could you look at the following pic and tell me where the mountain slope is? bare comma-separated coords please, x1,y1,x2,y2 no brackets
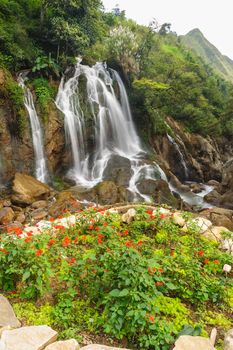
181,28,233,83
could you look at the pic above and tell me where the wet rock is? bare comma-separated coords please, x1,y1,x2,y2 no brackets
103,155,133,186
200,208,233,231
204,190,221,206
31,209,48,221
45,339,79,350
48,191,80,217
207,179,220,189
31,200,48,209
0,326,57,350
224,329,233,350
137,179,178,206
0,295,21,328
2,200,11,207
0,207,14,224
190,183,202,193
95,181,118,205
173,335,215,350
12,173,50,206
15,213,25,224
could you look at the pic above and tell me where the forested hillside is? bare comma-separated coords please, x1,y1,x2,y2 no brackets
0,0,233,140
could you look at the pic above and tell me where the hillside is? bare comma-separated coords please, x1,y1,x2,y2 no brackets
181,28,233,83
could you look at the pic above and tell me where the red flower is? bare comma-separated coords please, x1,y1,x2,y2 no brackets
54,225,65,230
203,258,209,265
49,217,55,222
35,249,43,257
137,240,143,246
121,229,129,236
198,250,204,257
89,224,94,230
26,231,33,237
69,257,76,266
95,226,100,232
155,281,164,287
48,239,56,246
125,240,134,248
24,237,32,243
97,234,104,244
62,236,71,247
160,214,165,219
158,268,164,273
213,260,220,264
147,314,155,322
103,222,108,227
146,209,153,215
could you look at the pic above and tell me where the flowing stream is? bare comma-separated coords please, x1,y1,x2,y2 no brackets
18,74,49,183
167,134,189,179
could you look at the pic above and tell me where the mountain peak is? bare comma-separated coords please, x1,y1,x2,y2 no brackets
181,29,233,82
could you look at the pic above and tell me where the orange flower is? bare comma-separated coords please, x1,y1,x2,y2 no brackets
62,236,71,247
137,240,143,246
24,237,32,243
48,239,56,246
203,258,209,265
49,217,55,222
198,250,204,256
147,314,155,322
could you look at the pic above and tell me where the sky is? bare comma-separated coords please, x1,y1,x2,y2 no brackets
102,0,233,59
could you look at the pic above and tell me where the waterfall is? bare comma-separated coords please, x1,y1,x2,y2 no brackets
167,134,189,179
18,74,49,183
55,61,144,190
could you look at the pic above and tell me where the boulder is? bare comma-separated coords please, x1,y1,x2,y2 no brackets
204,190,221,206
15,213,26,224
203,226,230,242
45,339,79,350
31,200,48,209
0,208,14,224
201,208,233,231
0,295,21,328
31,209,48,221
0,326,57,350
95,181,118,205
183,217,212,234
224,329,233,350
172,212,186,227
173,335,215,350
48,192,80,217
102,155,132,186
122,208,136,223
12,173,50,206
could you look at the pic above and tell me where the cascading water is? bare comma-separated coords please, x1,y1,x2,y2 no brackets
167,134,189,179
55,61,153,198
55,60,212,206
18,74,49,183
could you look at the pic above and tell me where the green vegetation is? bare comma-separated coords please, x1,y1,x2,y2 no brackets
0,1,233,138
32,78,55,119
1,207,232,349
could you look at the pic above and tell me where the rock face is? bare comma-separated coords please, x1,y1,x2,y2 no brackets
0,295,21,328
45,339,79,350
11,173,50,205
0,326,57,350
173,335,215,350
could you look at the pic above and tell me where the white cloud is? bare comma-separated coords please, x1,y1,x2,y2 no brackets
102,0,233,59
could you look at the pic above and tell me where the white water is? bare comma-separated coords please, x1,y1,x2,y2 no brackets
56,61,146,195
18,74,49,183
55,60,213,207
167,134,189,179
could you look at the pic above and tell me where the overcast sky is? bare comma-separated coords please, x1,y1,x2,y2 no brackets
102,0,233,59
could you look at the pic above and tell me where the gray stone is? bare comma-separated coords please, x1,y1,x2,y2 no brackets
0,295,21,328
224,329,233,350
1,325,57,350
45,339,79,350
32,200,48,209
173,335,215,350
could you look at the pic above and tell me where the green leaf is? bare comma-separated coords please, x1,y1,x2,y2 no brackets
109,289,120,297
22,270,30,282
119,289,129,297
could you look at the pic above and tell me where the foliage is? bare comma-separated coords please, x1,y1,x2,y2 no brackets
32,77,55,117
1,206,232,349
